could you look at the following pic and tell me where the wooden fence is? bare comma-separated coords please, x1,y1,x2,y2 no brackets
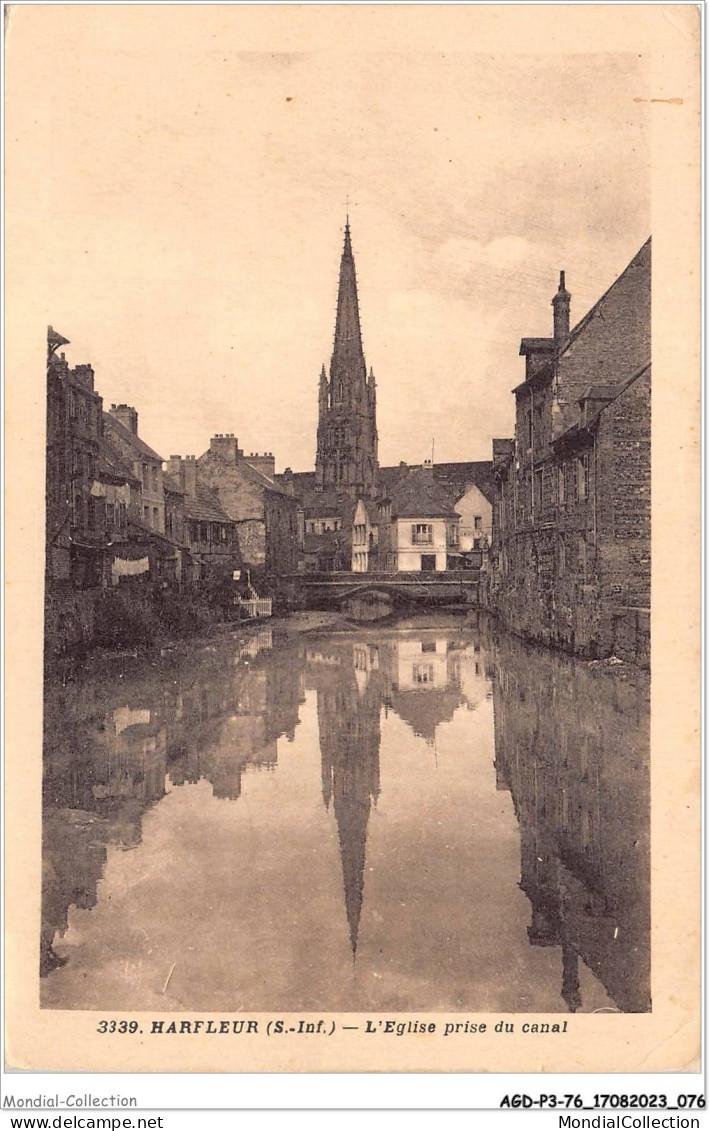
238,597,273,618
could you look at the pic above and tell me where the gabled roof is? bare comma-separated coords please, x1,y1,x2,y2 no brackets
240,460,295,498
104,412,164,463
429,461,495,505
354,497,378,525
204,451,296,500
559,237,651,358
390,468,460,519
277,460,495,507
390,688,461,745
514,238,652,392
553,361,651,447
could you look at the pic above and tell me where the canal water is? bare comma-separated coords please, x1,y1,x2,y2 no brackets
41,617,650,1014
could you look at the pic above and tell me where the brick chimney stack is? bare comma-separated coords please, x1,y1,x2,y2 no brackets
209,433,241,463
167,454,198,497
182,455,198,498
552,271,571,347
244,451,276,479
110,403,139,434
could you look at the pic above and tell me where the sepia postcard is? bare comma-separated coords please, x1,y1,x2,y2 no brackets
4,3,701,1076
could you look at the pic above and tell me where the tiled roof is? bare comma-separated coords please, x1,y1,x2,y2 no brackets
104,412,164,463
390,468,460,519
519,337,555,356
514,239,651,392
184,485,232,523
233,458,295,499
280,471,316,494
553,361,651,446
559,238,651,358
301,491,354,518
127,517,182,549
278,461,495,505
429,461,495,504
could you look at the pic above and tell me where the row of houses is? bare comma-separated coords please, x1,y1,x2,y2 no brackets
485,238,651,664
45,333,299,595
46,226,651,666
281,462,494,575
46,328,495,593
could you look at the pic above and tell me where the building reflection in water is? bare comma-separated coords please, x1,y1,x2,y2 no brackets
41,620,649,1014
41,628,305,976
490,629,650,1013
305,630,492,958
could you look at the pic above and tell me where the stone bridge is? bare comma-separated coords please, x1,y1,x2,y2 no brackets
281,571,480,615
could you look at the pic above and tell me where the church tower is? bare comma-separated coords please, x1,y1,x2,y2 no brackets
315,220,378,496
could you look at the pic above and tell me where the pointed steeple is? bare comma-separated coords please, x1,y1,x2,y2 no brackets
331,220,366,385
318,363,329,409
314,217,379,498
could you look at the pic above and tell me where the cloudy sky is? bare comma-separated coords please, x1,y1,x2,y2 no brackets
9,7,650,471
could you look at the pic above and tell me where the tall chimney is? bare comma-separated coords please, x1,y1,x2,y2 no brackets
182,455,198,498
244,451,276,479
166,455,183,484
209,434,240,463
552,271,571,347
110,403,139,434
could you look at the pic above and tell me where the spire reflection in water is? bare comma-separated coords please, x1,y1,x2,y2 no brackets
40,620,649,1014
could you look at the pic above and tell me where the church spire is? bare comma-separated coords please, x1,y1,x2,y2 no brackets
314,218,379,498
331,219,366,384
